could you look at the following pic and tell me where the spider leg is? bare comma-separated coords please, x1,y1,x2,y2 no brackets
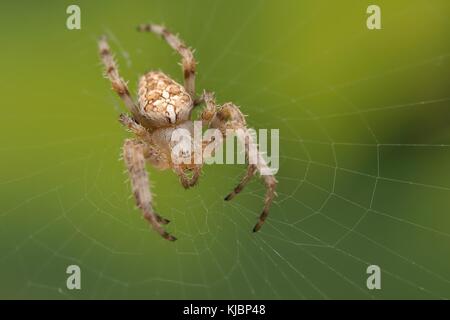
224,164,257,201
137,24,197,99
119,113,170,169
214,100,257,200
153,212,170,225
98,36,140,116
123,139,175,240
119,113,152,142
201,91,217,127
206,102,278,232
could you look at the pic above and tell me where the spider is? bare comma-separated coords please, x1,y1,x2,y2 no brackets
98,24,277,241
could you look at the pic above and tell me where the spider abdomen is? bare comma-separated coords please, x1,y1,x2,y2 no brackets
138,71,193,126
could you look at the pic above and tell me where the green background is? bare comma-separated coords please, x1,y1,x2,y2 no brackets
1,0,449,299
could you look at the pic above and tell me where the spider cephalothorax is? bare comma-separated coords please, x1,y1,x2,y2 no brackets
98,24,277,241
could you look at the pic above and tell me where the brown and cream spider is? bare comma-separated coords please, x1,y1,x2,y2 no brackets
98,24,277,241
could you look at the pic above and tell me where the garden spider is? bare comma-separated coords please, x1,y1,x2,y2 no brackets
98,24,277,241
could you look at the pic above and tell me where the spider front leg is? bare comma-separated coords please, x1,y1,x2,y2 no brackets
123,139,175,241
205,101,278,232
98,36,140,116
119,113,152,143
201,91,217,126
119,114,170,170
137,24,197,100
